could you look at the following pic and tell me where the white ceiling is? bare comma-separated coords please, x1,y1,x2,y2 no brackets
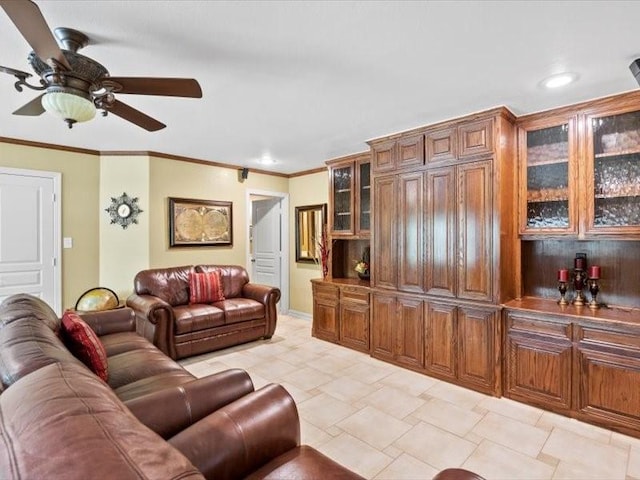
1,1,640,175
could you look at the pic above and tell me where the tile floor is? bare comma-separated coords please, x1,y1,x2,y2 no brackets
180,314,640,480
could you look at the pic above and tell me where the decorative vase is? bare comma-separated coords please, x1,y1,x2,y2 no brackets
357,271,370,280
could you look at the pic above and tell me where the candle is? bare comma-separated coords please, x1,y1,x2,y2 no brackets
575,257,586,270
588,265,600,279
558,269,569,282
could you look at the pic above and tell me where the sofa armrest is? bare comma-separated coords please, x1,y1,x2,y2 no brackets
433,469,486,480
124,369,254,439
242,283,281,337
169,383,300,480
77,307,135,336
126,294,171,323
126,293,177,358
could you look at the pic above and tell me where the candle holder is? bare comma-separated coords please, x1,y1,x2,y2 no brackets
573,269,587,306
588,279,600,309
558,281,569,305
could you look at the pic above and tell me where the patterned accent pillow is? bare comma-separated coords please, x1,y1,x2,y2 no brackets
61,310,109,382
190,270,225,304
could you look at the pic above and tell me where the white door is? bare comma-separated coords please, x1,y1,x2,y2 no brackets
0,169,60,313
251,198,282,290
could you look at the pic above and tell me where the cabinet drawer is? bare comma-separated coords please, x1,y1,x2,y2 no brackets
426,127,457,163
341,287,369,304
506,312,571,340
312,283,339,300
459,119,493,157
577,325,640,352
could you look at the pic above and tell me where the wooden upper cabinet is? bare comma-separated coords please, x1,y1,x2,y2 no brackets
459,119,493,158
398,172,424,293
518,116,578,236
372,175,397,289
426,127,457,164
584,105,640,236
457,160,493,302
371,135,424,173
425,167,456,297
327,153,371,237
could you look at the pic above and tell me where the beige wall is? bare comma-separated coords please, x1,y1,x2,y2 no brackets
148,156,288,269
288,171,328,315
0,142,100,309
99,155,150,300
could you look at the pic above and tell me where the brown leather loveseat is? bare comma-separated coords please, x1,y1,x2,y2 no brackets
0,294,362,479
127,264,280,359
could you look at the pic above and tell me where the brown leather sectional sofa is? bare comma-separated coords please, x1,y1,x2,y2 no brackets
0,294,361,479
127,264,280,360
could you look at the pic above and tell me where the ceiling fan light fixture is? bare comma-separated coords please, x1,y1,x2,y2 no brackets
41,90,96,128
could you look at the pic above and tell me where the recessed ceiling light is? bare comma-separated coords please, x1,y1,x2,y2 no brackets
542,73,577,89
259,154,275,165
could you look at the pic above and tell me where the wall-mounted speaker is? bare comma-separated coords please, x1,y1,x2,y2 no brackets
630,59,640,86
241,168,249,179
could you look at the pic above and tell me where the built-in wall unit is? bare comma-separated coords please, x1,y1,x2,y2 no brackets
311,89,640,439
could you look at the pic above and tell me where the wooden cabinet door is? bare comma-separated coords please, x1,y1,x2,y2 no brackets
397,134,425,170
395,296,424,368
356,160,371,235
329,163,355,236
340,301,370,353
372,175,397,289
424,301,457,380
457,160,493,302
457,306,499,394
504,313,573,410
371,293,395,360
425,167,456,297
426,127,457,164
398,172,424,293
372,140,397,173
459,119,493,158
576,325,640,433
312,295,340,343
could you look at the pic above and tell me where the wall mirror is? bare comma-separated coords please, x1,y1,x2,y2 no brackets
295,203,326,263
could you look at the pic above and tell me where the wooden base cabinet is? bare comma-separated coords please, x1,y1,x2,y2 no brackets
339,287,370,353
311,281,340,343
371,293,424,369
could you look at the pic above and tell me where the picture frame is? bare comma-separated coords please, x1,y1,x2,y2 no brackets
295,203,326,263
169,197,233,247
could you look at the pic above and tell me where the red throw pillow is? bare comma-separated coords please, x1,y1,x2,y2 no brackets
61,311,108,382
190,271,225,304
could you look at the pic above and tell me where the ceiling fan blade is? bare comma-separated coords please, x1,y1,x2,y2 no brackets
106,99,166,132
0,65,32,79
13,93,45,116
104,77,202,98
0,0,71,70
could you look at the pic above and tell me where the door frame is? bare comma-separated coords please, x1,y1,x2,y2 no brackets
0,166,62,314
246,189,289,314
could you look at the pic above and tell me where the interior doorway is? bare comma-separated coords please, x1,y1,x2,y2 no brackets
0,167,61,314
246,190,289,313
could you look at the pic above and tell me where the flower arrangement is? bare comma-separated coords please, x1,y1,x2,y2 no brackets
315,224,331,279
355,261,369,275
355,246,371,279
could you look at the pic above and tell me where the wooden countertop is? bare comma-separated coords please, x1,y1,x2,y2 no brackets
311,277,371,289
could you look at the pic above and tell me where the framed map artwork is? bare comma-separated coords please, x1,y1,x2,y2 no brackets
169,197,233,247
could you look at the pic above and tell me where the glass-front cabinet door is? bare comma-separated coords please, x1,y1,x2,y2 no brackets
357,160,371,234
519,118,577,235
586,108,640,235
330,164,354,235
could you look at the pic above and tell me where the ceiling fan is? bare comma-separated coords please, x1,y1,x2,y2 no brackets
0,0,202,131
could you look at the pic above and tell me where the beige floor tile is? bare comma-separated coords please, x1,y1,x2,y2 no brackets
611,431,640,450
317,432,393,479
337,405,413,450
276,346,322,365
342,361,393,385
393,422,477,470
310,355,357,375
298,393,357,429
245,371,271,389
382,445,403,459
380,369,439,397
319,376,379,403
278,381,314,404
249,357,299,380
412,397,483,436
537,410,612,444
241,341,290,357
478,395,544,425
374,452,439,480
209,350,263,370
281,366,334,391
472,411,550,457
361,385,425,420
543,428,628,479
629,446,640,478
300,419,333,448
462,439,555,480
425,381,488,410
183,361,230,377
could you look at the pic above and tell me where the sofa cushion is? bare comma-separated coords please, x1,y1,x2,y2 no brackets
190,270,225,304
134,265,192,306
213,298,265,325
62,311,109,382
196,265,250,299
174,304,225,334
100,331,158,357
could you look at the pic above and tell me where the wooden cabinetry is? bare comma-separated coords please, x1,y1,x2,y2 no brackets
518,92,640,238
504,298,640,437
371,293,424,369
327,152,371,237
311,279,370,352
371,134,424,173
372,175,397,289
